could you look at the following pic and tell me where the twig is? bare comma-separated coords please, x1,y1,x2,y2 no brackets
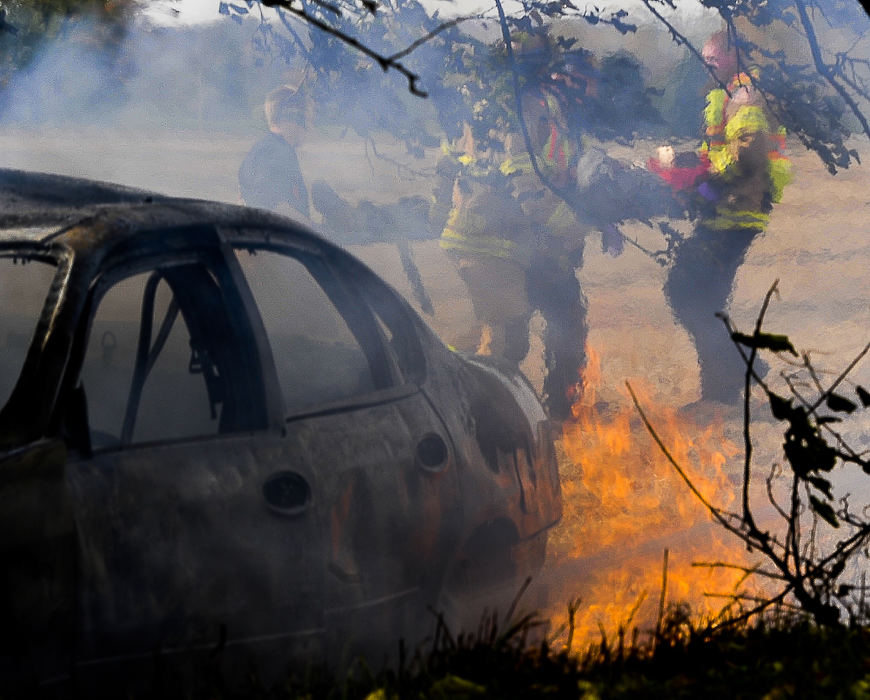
809,340,870,412
743,280,779,532
804,352,827,396
703,592,804,612
692,561,787,581
637,0,728,92
655,548,669,641
781,363,865,463
627,382,740,534
365,138,436,179
787,472,801,579
386,15,470,63
263,0,445,96
275,6,315,63
706,586,795,631
766,462,791,523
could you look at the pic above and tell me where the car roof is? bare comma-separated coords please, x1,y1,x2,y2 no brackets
0,168,323,253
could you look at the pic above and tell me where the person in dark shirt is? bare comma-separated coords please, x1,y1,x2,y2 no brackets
238,85,310,220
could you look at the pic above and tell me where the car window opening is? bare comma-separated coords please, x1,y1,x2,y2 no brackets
79,261,263,450
342,266,427,385
233,246,392,416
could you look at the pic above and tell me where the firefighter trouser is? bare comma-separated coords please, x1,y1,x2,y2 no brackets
664,223,759,404
525,250,589,422
451,253,533,365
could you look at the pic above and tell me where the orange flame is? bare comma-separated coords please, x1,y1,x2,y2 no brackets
545,345,754,647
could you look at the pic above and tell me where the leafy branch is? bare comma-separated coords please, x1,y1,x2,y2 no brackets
640,0,870,173
630,281,870,627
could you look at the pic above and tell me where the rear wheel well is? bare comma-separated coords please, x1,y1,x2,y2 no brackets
436,519,521,635
458,519,519,572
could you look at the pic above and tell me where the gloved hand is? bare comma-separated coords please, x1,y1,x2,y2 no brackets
601,223,624,257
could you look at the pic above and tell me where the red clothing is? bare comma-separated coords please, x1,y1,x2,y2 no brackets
647,152,710,192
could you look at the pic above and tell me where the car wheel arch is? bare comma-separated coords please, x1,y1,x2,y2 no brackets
433,518,523,634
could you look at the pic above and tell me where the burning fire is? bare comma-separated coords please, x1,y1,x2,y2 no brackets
544,345,756,647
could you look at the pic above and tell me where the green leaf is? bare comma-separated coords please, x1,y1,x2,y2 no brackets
809,495,839,528
731,331,798,356
837,584,853,598
784,422,837,475
768,392,793,420
826,393,857,414
806,475,833,499
857,385,870,408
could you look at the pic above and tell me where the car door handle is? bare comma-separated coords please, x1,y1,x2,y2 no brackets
263,471,311,516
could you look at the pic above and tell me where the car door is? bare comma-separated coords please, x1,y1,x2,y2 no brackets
225,231,462,640
64,238,325,668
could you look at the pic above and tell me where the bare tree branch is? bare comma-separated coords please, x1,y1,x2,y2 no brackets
637,0,728,92
262,0,464,97
626,381,740,533
793,0,870,143
692,561,787,581
386,15,469,63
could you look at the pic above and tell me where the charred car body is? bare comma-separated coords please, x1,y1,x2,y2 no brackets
0,169,561,690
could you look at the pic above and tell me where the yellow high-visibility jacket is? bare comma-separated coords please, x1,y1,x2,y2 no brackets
699,70,792,231
436,142,535,265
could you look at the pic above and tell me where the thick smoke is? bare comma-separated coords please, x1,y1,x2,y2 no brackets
0,6,716,202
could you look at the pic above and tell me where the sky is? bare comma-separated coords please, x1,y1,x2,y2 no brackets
144,0,716,26
142,0,544,24
143,0,223,24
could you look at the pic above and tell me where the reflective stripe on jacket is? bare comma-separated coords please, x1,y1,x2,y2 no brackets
706,207,770,232
437,145,532,264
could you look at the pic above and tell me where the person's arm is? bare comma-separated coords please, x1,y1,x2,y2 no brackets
275,201,314,225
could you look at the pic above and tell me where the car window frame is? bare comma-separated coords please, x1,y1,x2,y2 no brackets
0,244,63,409
327,250,428,387
65,234,271,454
0,242,75,448
220,226,420,421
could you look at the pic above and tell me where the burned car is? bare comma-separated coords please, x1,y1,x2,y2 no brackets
0,169,561,690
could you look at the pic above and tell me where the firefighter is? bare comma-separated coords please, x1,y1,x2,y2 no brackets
436,30,674,419
436,31,592,421
500,35,592,422
651,29,792,404
437,120,537,366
